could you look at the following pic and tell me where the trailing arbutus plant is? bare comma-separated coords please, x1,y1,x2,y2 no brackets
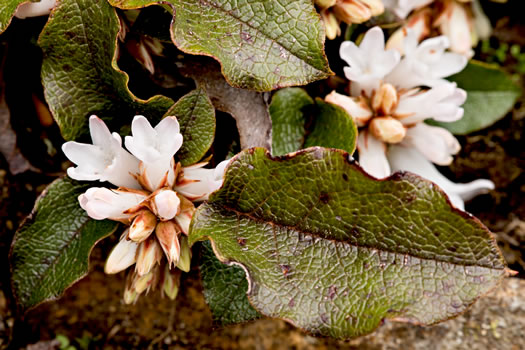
2,0,520,342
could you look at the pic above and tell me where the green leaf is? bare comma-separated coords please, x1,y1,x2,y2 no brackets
10,177,118,312
269,87,313,156
431,61,521,135
199,241,260,325
270,88,357,156
304,99,357,154
164,88,216,166
38,0,174,141
109,0,333,91
0,0,27,34
190,147,507,339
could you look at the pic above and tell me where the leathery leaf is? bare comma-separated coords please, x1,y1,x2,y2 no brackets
109,0,332,91
190,147,507,339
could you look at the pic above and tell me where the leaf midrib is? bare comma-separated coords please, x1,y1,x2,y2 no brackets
210,203,504,271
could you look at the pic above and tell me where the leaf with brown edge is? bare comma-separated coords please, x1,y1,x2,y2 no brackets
10,177,118,312
109,0,333,91
0,0,29,34
38,0,174,141
189,147,508,339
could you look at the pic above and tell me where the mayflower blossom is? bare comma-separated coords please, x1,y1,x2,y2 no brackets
328,26,493,210
14,0,56,19
384,0,492,57
62,115,229,303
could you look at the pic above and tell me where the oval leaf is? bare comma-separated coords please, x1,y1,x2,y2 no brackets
200,241,260,325
270,89,357,156
0,0,27,34
10,177,118,312
164,88,216,166
304,98,357,154
431,61,521,135
38,0,174,141
109,0,333,91
190,147,507,339
269,87,313,156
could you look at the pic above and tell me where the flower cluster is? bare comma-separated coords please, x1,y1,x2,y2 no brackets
62,115,228,303
384,0,491,57
327,26,493,210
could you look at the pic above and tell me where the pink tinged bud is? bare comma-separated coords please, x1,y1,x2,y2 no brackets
15,0,56,19
78,187,147,222
386,9,432,54
325,91,373,127
162,266,181,300
369,117,407,144
156,220,181,268
334,0,372,24
174,196,196,235
360,0,384,16
105,229,138,274
321,10,341,40
152,189,180,221
135,237,163,276
134,270,156,294
372,83,398,116
315,0,337,9
435,0,473,57
123,287,139,305
129,210,157,242
177,237,192,272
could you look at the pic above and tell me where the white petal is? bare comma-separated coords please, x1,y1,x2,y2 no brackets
175,160,229,202
62,117,140,188
387,145,494,210
125,116,161,163
403,123,460,165
155,116,183,157
356,131,390,178
105,230,138,274
359,26,386,57
78,187,146,221
325,91,373,126
14,0,55,19
153,190,180,221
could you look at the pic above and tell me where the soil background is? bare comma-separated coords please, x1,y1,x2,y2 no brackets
1,1,525,349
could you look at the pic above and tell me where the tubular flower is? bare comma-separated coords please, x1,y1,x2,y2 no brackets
63,115,229,303
329,26,493,210
384,0,491,57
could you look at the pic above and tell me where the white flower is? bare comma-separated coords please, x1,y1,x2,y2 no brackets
62,116,140,189
385,31,467,89
332,25,493,210
125,115,183,191
394,83,467,124
340,27,400,96
387,145,494,210
78,187,146,221
175,159,229,201
434,0,474,57
14,0,56,19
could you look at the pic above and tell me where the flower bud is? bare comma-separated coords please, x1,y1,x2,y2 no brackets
152,189,180,221
156,220,181,267
321,10,341,40
315,0,337,9
334,0,372,24
134,270,156,294
386,9,432,54
129,209,157,242
105,229,138,274
369,117,406,144
177,237,192,272
372,83,398,116
162,266,181,300
135,237,163,276
325,91,373,127
174,196,196,235
360,0,384,16
123,288,139,305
